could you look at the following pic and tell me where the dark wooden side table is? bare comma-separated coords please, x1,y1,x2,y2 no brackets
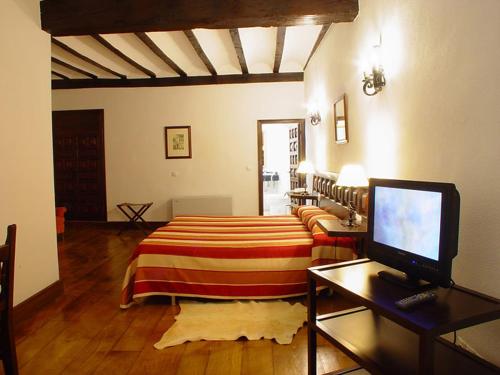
307,259,500,375
288,192,321,207
316,218,367,256
117,202,153,235
316,218,367,238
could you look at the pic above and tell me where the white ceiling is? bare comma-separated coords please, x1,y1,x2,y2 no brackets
51,25,325,81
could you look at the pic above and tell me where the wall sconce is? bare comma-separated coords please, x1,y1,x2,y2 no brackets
362,37,386,96
310,111,321,126
307,101,322,126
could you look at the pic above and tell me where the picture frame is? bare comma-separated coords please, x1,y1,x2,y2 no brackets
333,94,348,144
165,126,192,159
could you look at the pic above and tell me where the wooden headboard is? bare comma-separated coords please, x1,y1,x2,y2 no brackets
312,173,369,218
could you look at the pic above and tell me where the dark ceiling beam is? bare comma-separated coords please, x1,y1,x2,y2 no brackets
51,57,97,79
51,37,126,79
134,32,187,77
229,29,248,75
91,34,156,78
304,24,331,70
52,72,303,89
273,27,286,73
183,30,217,76
41,0,359,36
51,70,69,80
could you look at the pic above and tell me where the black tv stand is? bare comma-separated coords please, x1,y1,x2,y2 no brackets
307,259,500,375
377,270,434,291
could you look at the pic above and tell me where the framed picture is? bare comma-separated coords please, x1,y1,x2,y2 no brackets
165,126,192,159
333,94,348,144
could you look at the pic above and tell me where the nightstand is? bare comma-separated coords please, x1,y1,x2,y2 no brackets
287,192,321,207
316,218,367,238
316,218,367,255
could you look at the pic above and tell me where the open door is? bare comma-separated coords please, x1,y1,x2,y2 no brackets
257,119,305,215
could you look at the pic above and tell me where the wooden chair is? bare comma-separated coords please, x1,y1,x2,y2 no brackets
0,225,18,375
55,207,67,240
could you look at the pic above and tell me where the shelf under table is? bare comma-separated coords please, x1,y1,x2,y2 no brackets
316,308,418,375
315,307,499,375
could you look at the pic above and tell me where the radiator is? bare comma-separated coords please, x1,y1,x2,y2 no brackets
171,196,233,218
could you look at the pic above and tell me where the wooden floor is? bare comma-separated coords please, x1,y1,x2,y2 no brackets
10,223,357,375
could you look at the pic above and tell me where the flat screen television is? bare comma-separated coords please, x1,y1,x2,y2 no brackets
367,178,460,289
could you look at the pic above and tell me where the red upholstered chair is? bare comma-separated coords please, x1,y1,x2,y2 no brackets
56,207,67,239
0,224,18,375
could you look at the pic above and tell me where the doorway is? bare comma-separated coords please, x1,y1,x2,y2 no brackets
52,109,107,221
257,119,305,215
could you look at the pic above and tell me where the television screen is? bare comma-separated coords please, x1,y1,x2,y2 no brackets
373,186,442,261
367,178,460,288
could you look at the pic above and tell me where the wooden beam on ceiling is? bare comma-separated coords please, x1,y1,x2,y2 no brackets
52,72,303,89
134,32,187,77
51,57,97,79
229,29,248,75
303,24,331,70
273,27,286,73
91,34,156,78
183,30,217,76
41,0,359,36
51,70,69,80
52,37,127,79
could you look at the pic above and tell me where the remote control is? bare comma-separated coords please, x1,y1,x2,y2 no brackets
395,291,437,310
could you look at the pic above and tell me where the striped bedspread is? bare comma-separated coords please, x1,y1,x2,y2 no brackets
120,213,356,308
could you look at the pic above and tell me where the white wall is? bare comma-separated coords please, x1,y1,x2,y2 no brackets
52,83,304,220
0,0,60,305
305,0,500,364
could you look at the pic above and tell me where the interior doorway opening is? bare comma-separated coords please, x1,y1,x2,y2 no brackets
257,119,305,216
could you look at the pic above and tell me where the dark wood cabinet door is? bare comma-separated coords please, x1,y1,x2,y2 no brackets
52,110,107,221
289,123,305,190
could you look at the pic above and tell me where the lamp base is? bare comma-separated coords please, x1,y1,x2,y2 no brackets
341,219,360,227
342,204,359,227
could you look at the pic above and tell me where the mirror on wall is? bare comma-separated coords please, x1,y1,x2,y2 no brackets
333,94,348,144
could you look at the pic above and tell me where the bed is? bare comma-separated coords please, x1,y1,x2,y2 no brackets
120,173,369,308
120,205,359,308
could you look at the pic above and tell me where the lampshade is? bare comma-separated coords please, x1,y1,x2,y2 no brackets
296,160,315,175
336,164,368,187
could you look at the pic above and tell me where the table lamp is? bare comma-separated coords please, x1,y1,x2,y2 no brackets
336,164,368,227
296,160,315,193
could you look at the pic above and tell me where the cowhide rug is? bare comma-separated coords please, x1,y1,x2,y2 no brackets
154,300,306,349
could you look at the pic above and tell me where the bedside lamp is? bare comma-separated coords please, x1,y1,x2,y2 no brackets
296,160,315,193
336,164,368,227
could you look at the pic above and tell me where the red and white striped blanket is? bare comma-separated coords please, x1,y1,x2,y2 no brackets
120,208,356,308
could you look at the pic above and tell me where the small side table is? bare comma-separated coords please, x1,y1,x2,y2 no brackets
316,218,367,238
117,202,153,235
316,218,367,255
288,192,321,207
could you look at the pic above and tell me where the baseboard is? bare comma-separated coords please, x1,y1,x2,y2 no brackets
107,221,168,229
13,279,64,327
67,221,168,230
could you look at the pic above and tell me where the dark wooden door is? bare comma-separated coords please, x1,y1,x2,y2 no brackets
52,110,107,221
289,123,306,190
